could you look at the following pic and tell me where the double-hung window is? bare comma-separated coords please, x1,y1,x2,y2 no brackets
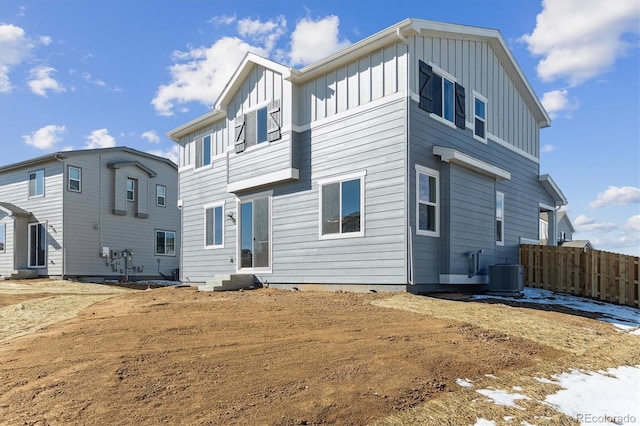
496,192,504,245
155,230,176,255
28,170,44,197
319,171,365,239
195,135,212,168
473,92,488,142
234,100,282,153
416,165,439,237
419,60,466,129
126,178,136,202
68,166,81,192
156,185,166,207
204,203,224,248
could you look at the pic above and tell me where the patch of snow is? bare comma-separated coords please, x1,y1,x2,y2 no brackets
473,287,640,335
474,419,496,426
476,388,531,410
485,374,498,379
544,366,640,425
512,386,523,391
456,378,474,388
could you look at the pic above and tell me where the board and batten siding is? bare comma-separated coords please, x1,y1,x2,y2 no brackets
408,35,540,158
62,151,179,278
268,96,408,285
295,41,408,126
0,162,64,275
409,100,555,285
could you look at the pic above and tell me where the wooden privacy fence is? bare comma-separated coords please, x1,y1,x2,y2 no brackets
520,244,639,308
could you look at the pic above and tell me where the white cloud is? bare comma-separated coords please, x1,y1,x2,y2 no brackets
84,129,116,149
0,24,33,92
237,16,287,52
541,144,554,153
39,36,52,46
521,0,640,86
147,145,179,164
574,214,617,232
589,186,640,209
22,124,67,149
208,14,237,26
623,215,640,233
151,37,268,116
288,15,351,67
82,72,106,87
540,89,579,119
28,66,66,96
142,130,160,144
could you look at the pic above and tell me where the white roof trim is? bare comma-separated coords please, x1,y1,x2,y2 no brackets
167,109,226,141
433,146,511,181
539,174,568,206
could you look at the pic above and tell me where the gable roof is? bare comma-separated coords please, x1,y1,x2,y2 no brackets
0,147,177,173
168,17,550,141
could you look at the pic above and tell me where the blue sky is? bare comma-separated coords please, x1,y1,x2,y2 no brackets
1,0,638,256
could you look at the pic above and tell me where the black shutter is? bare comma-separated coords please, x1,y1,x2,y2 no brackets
418,60,433,113
454,83,466,129
234,115,246,153
267,99,281,142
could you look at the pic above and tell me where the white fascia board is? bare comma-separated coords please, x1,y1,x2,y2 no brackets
227,168,299,193
167,109,226,141
539,174,568,206
433,146,511,181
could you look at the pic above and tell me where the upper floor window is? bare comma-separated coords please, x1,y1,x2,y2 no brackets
204,202,224,248
496,192,504,245
68,166,81,192
126,178,136,202
319,171,365,239
195,135,211,168
156,185,166,207
419,61,466,130
235,100,281,153
473,92,487,142
155,230,176,256
416,165,439,237
28,170,44,197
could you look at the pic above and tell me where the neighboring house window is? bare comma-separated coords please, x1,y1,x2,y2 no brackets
204,203,224,248
156,185,166,207
234,100,282,153
416,165,439,237
126,178,136,201
68,166,81,192
28,170,44,197
418,60,466,129
473,92,487,142
496,192,505,245
28,222,46,267
0,223,5,252
318,171,366,239
155,230,176,255
195,135,212,168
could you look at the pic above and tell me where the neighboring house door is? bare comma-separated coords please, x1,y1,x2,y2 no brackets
28,222,46,268
239,197,270,270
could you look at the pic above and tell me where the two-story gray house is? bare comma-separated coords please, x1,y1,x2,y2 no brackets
0,147,180,281
168,18,567,293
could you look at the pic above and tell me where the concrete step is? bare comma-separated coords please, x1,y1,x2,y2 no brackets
1,269,39,280
198,274,258,292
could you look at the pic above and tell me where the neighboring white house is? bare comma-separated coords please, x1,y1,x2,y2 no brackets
540,211,593,250
0,147,180,280
168,18,567,293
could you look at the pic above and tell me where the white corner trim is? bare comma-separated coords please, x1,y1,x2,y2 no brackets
439,274,489,285
227,168,299,193
433,146,511,181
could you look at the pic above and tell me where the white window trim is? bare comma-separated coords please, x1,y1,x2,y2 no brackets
204,201,225,249
317,170,366,240
28,169,45,198
0,223,6,253
496,191,505,246
68,166,82,192
241,100,272,154
126,178,135,202
235,194,273,274
28,222,47,268
473,90,488,143
156,184,166,207
427,62,457,129
415,164,440,237
155,229,177,256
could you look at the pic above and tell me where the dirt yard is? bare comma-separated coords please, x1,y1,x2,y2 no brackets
0,280,638,425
